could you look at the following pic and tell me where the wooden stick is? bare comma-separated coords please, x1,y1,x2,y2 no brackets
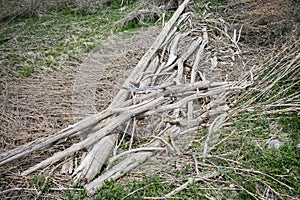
0,109,113,166
85,126,181,195
85,150,154,195
113,0,191,103
73,133,118,183
108,147,165,164
22,97,164,175
145,85,237,116
164,171,219,198
188,37,207,120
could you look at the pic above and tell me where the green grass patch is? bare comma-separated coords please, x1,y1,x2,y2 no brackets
67,175,215,200
31,175,54,199
190,112,300,199
0,1,139,79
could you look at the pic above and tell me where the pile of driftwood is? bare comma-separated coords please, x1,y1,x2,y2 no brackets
0,0,249,195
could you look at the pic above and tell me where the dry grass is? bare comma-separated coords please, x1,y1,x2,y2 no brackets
0,0,299,199
0,0,123,22
223,0,299,46
0,26,160,199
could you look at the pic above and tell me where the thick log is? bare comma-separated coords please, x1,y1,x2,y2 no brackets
73,133,118,182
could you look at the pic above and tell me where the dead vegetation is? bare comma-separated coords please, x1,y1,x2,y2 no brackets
0,0,299,199
223,0,299,46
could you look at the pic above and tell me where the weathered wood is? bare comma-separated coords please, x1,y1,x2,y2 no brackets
72,66,212,182
164,171,219,198
85,151,154,195
85,126,181,195
22,97,164,175
75,35,212,181
120,81,228,107
73,133,118,182
144,84,237,116
108,147,166,164
141,56,160,86
72,0,191,182
202,111,228,162
188,35,207,120
163,36,203,74
0,0,255,195
114,0,191,103
0,109,113,166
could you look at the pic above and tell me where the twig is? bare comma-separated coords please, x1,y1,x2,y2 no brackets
225,174,259,200
108,147,165,164
169,133,181,154
208,129,235,152
192,155,200,175
198,162,294,191
165,178,194,198
115,120,131,156
164,171,219,198
129,117,137,150
147,135,174,151
203,113,226,162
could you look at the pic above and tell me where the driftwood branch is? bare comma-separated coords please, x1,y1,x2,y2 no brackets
22,97,164,176
85,126,181,195
0,110,113,165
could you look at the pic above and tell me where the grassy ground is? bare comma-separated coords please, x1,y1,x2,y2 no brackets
0,1,141,79
1,0,299,199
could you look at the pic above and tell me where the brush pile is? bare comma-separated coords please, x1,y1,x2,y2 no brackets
0,0,253,195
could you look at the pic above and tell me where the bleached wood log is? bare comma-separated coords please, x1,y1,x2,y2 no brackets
85,151,154,195
114,0,191,102
188,36,207,120
0,109,113,166
165,32,189,68
144,84,238,116
162,36,203,74
120,81,230,107
22,97,164,176
108,147,166,164
140,56,160,86
73,133,118,182
190,36,207,83
160,12,190,50
85,126,181,196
